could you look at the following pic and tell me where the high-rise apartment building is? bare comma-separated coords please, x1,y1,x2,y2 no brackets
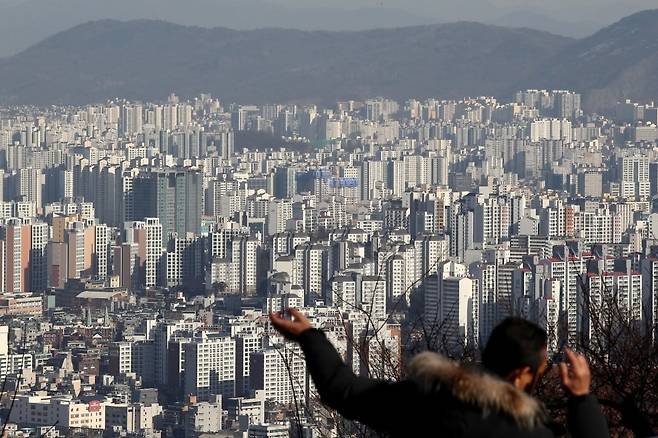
184,334,236,401
30,221,49,292
0,218,29,293
620,155,650,199
133,169,203,243
249,342,306,405
273,166,296,199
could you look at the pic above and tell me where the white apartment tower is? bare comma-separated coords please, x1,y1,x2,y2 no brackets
184,335,237,400
94,224,110,280
145,218,163,287
249,342,306,405
620,155,650,199
30,221,49,292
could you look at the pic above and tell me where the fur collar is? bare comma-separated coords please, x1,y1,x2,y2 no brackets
408,351,546,429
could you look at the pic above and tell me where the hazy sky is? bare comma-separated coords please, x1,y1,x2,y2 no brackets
3,0,658,21
2,0,658,23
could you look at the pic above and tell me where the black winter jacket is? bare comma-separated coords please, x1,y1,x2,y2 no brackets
298,329,610,438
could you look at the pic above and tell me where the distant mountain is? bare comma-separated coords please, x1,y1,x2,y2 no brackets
3,0,658,59
0,19,572,105
2,10,658,109
0,0,429,57
524,9,658,111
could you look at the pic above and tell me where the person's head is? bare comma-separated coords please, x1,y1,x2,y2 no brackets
482,317,549,393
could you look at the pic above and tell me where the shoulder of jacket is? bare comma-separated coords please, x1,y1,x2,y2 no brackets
408,351,547,430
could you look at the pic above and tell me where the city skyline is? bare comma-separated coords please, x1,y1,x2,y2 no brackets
0,89,657,436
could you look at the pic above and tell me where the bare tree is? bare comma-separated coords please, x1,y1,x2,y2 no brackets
535,269,658,437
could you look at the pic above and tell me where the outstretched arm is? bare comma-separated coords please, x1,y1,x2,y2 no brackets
559,350,609,438
269,309,417,433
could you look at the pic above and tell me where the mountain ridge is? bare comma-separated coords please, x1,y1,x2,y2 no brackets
0,11,657,110
523,8,658,110
0,0,431,57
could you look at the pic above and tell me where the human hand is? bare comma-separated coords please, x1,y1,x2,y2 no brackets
269,308,313,341
558,349,591,397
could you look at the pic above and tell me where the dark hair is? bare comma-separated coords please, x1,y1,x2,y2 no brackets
482,317,548,378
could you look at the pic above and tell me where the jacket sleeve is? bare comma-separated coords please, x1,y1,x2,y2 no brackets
566,395,609,438
297,328,417,432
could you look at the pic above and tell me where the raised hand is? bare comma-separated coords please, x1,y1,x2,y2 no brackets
558,349,591,397
269,308,313,341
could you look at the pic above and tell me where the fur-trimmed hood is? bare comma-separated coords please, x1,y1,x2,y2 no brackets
408,351,546,429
